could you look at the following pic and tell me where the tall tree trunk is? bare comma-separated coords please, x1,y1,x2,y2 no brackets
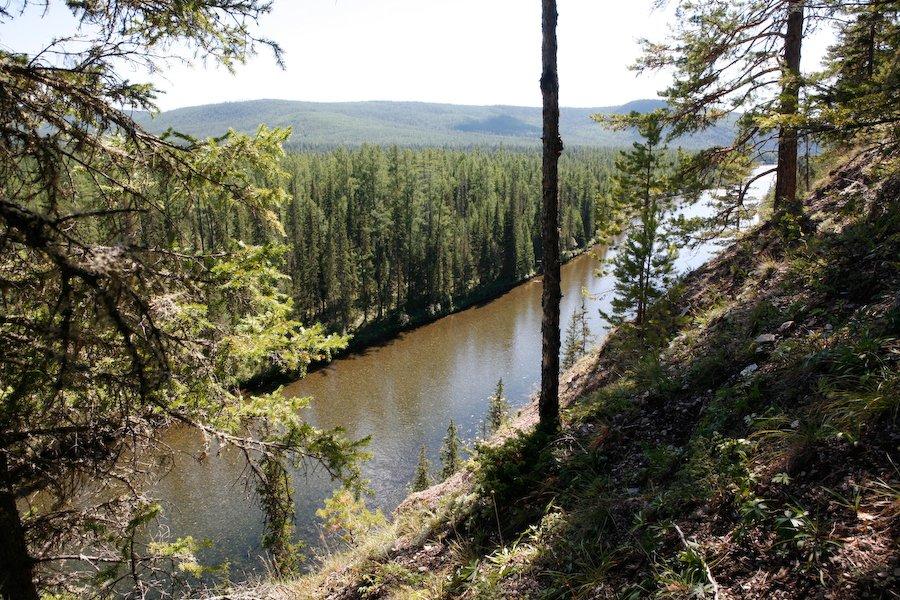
0,456,39,600
774,0,804,218
539,0,563,432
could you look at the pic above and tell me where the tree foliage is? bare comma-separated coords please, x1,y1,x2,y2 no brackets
597,111,680,340
485,379,511,435
277,147,613,333
411,445,432,493
815,2,900,149
440,420,463,479
637,1,899,230
0,2,367,597
562,295,592,371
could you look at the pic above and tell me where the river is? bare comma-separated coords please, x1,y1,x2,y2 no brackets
153,167,776,575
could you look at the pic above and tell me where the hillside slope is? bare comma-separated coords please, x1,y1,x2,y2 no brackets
237,148,898,599
133,99,737,149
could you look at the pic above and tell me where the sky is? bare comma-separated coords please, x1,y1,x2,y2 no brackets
3,0,835,111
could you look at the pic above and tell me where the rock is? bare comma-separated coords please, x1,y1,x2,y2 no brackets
825,323,833,331
778,320,795,333
755,333,777,344
740,364,758,378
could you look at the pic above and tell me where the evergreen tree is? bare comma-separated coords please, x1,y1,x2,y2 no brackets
486,379,511,434
501,204,519,281
539,0,563,433
440,420,463,479
562,308,583,372
561,296,592,371
817,3,900,149
599,111,679,337
411,445,432,492
0,2,368,595
633,0,851,224
579,295,593,356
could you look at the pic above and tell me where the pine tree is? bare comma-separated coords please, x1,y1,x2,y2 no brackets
633,0,848,224
486,379,510,434
440,420,463,479
539,0,563,433
599,111,679,338
411,445,431,492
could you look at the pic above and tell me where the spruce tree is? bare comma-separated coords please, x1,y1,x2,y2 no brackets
486,379,511,434
440,420,463,479
411,445,432,492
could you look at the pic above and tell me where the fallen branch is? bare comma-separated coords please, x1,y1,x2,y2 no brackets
674,524,721,600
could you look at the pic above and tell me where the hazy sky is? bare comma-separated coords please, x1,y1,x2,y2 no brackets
5,0,834,111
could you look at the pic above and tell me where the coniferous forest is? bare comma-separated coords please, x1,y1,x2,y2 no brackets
180,145,618,341
276,148,615,332
2,1,898,599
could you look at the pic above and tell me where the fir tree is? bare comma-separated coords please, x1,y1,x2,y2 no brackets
562,308,583,371
486,379,511,434
440,420,463,479
411,445,431,492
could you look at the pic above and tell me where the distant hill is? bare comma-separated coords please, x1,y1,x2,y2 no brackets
133,98,736,149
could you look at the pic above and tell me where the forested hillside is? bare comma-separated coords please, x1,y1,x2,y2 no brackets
179,145,617,350
133,99,737,149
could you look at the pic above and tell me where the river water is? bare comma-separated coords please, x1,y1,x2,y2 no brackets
153,167,776,575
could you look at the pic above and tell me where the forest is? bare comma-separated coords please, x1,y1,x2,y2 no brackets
277,148,615,333
175,145,619,343
1,0,898,599
132,98,738,149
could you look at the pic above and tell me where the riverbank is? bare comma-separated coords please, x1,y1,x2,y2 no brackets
153,231,628,577
233,147,899,598
245,239,609,391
